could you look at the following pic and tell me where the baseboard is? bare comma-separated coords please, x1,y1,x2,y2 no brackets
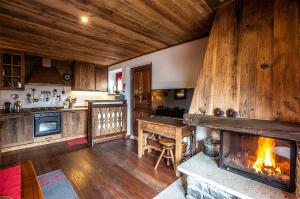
124,134,131,139
130,135,138,140
1,135,86,153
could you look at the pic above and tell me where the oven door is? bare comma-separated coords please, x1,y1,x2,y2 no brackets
34,112,61,137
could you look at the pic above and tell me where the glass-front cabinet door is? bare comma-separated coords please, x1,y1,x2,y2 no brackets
0,50,25,90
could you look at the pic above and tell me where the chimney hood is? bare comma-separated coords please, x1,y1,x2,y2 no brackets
27,58,65,85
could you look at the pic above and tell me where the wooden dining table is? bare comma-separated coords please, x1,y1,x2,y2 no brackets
137,117,195,176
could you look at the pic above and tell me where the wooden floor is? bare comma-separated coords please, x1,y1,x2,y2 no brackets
0,139,177,199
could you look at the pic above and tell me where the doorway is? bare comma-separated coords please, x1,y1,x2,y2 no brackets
131,64,152,136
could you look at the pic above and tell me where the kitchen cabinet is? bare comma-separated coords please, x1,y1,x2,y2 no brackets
0,114,33,148
72,61,108,91
95,67,108,92
62,110,88,138
72,61,95,91
0,50,25,90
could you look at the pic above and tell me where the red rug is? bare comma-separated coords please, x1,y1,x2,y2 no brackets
66,137,88,147
0,165,21,199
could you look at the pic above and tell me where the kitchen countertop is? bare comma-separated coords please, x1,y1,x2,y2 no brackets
85,99,126,103
0,100,126,117
0,107,88,117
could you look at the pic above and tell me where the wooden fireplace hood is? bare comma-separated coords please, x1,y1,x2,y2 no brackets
188,0,300,140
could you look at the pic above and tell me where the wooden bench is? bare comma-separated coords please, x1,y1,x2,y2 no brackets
21,161,44,199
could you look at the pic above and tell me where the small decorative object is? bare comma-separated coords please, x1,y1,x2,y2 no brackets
226,108,238,118
10,93,19,100
65,96,77,109
63,73,71,81
198,107,206,115
63,101,69,109
213,108,224,117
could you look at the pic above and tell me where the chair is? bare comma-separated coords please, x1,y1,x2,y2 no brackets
154,138,176,173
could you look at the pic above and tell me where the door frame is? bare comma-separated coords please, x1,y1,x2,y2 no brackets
130,63,152,137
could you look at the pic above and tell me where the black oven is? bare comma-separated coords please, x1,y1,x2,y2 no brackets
33,112,61,137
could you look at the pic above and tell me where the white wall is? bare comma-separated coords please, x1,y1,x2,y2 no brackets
109,37,208,135
0,85,114,108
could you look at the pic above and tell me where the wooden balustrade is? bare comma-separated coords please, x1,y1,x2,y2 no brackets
87,100,127,146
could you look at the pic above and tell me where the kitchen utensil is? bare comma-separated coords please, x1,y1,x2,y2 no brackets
3,102,12,113
13,101,22,113
26,93,32,104
45,91,50,101
32,88,39,103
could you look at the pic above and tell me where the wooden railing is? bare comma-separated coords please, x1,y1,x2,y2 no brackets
87,100,127,146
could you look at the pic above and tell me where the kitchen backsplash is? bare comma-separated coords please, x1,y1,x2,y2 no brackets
0,85,115,108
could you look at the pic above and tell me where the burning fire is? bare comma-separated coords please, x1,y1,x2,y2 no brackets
252,137,281,175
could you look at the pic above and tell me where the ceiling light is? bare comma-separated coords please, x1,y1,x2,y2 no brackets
80,16,89,24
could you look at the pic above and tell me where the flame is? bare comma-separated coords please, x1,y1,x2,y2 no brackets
252,137,281,175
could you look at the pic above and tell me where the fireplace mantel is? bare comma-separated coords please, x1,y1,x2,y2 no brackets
183,114,300,141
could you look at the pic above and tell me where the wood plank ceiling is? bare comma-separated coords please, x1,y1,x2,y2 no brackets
0,0,223,66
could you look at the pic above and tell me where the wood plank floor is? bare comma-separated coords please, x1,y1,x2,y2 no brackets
0,139,177,199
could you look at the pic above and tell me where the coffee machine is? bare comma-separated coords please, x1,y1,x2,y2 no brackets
3,102,12,113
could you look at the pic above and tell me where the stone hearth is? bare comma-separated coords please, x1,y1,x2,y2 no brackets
178,152,296,199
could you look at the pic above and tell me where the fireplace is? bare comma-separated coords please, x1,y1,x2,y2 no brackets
219,131,296,192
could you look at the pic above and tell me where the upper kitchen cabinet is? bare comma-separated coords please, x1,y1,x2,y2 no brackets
0,50,25,90
72,61,108,91
72,61,95,91
95,67,108,92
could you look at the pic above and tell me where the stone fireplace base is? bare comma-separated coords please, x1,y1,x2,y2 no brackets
178,153,296,199
186,176,238,199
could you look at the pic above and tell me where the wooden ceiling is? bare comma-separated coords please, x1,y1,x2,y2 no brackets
0,0,225,66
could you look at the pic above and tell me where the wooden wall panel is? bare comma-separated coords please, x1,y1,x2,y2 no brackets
191,1,238,116
238,0,274,119
272,0,300,122
190,0,300,123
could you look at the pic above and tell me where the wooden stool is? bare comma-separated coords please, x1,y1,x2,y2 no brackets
154,138,176,173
